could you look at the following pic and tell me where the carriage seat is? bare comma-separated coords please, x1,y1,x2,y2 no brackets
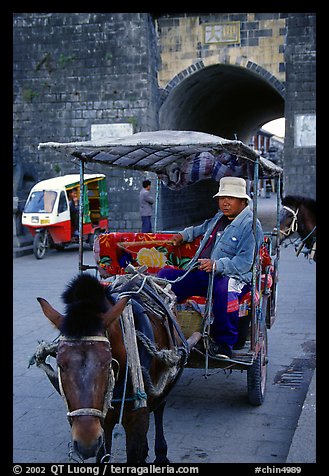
93,232,273,323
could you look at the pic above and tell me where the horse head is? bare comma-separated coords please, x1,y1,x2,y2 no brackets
37,274,129,461
279,196,316,258
279,200,299,244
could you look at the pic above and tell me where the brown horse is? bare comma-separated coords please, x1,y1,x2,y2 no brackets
279,195,316,260
36,273,188,463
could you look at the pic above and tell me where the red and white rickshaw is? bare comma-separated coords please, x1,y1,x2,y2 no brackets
22,173,109,259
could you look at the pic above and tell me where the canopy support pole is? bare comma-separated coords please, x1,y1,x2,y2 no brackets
250,156,259,351
78,159,85,274
154,176,160,232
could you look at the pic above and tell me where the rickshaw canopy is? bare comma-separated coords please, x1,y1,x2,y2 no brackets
38,130,282,190
30,173,106,192
24,173,109,225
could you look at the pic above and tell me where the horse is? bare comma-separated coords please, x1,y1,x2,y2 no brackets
279,195,316,260
36,272,190,464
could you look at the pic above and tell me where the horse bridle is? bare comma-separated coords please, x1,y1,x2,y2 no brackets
280,205,299,237
58,335,115,422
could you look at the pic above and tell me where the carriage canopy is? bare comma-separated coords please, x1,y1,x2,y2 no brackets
39,130,282,191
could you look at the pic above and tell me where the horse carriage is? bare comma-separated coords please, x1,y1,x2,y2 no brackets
31,130,283,464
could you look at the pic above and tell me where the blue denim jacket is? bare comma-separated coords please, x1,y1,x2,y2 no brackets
180,206,263,283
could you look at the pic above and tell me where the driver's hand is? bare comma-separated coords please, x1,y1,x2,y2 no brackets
198,258,215,273
171,233,184,246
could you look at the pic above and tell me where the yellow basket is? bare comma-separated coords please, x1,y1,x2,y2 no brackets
176,309,203,338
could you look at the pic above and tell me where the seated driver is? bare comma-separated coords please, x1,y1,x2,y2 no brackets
158,176,263,359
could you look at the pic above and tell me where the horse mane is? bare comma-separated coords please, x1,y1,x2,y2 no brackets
282,195,316,216
60,274,108,338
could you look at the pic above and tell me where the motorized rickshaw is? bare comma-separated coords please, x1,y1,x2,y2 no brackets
22,173,109,259
38,130,282,405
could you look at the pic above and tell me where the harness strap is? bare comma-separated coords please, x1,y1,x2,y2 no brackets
59,335,110,342
67,408,106,419
280,206,299,236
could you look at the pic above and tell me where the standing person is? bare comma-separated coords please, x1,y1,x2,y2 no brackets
69,188,80,239
158,177,263,359
139,179,154,233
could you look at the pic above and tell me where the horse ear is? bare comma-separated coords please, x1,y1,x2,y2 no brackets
102,296,129,330
37,297,64,329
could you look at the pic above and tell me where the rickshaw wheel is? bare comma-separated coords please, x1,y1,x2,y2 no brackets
247,323,268,405
33,231,48,260
54,244,66,251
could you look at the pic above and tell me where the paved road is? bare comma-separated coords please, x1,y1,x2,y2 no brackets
13,199,316,464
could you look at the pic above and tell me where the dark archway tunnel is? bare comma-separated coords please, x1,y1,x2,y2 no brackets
159,63,284,143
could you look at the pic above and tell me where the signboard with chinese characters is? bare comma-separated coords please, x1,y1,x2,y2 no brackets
294,114,316,148
203,22,240,45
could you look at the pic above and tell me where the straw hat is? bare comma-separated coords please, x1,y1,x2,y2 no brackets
213,177,251,200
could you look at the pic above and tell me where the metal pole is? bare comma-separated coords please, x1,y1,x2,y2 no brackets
154,177,160,232
251,157,259,351
78,159,85,274
276,176,281,252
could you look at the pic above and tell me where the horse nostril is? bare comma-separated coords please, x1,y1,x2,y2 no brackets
73,437,103,460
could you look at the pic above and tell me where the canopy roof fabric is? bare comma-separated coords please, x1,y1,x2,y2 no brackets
39,130,282,190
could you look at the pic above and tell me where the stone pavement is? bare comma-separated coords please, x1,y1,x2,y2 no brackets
286,370,316,463
13,194,316,464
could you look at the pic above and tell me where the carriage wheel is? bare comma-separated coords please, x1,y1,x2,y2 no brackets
247,324,268,405
33,231,48,259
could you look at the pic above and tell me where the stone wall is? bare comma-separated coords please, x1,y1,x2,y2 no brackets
283,13,316,199
13,12,159,239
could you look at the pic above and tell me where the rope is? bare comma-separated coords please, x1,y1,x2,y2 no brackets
135,330,181,367
28,339,60,393
140,365,179,398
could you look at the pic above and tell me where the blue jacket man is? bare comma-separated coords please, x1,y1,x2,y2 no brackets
158,177,263,359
